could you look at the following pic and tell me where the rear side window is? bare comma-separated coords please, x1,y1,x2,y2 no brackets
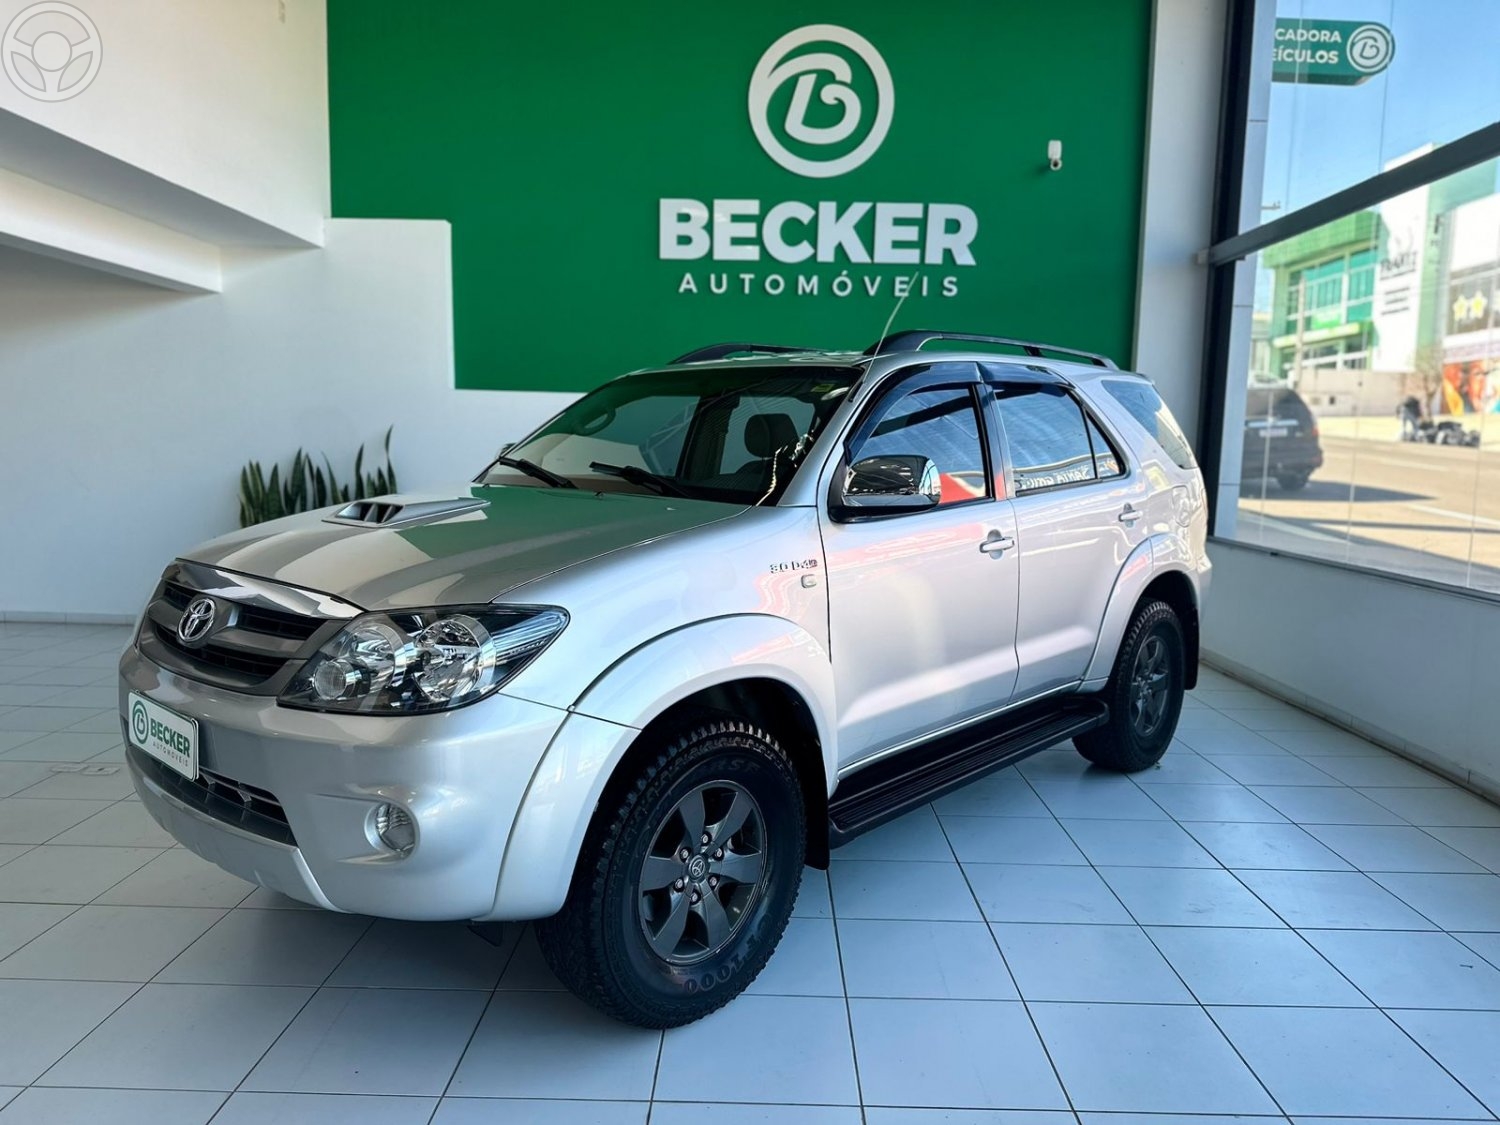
1085,415,1125,479
1102,379,1197,470
992,385,1098,493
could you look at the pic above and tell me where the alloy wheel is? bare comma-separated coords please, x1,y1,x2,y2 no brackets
1129,633,1171,737
637,780,769,965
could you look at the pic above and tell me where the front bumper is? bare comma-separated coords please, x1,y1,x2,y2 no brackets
120,643,569,920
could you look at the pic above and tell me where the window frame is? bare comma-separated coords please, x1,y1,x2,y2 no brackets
1083,408,1129,483
827,361,998,521
981,369,1136,500
1199,1,1500,601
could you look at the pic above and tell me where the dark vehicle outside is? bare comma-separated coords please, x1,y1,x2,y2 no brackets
1244,385,1323,491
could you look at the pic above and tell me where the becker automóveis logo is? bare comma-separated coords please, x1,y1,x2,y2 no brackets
130,699,149,744
748,23,893,179
3,2,101,101
661,21,977,301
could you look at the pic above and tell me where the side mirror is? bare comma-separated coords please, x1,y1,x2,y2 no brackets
831,454,941,520
497,442,514,456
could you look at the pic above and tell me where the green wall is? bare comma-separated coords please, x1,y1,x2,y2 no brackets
328,2,1152,392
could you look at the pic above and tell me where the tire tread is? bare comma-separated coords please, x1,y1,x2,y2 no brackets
1074,599,1183,773
535,718,803,1028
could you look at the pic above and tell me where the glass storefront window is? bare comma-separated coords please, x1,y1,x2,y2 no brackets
1221,160,1500,594
1253,0,1500,226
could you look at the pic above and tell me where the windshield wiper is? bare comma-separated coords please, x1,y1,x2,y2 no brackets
484,455,577,489
589,461,692,498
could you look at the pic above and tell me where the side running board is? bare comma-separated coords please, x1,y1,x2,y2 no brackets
828,697,1109,846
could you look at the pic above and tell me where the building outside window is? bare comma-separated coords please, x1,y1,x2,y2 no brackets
1209,0,1500,596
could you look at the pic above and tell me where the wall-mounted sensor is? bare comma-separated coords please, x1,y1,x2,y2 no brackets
1047,140,1063,172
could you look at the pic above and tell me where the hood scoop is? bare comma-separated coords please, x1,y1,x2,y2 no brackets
325,496,489,529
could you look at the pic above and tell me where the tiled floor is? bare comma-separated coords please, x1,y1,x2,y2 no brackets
1,622,1499,1124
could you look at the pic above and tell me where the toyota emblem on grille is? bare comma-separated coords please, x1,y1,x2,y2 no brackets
177,596,217,647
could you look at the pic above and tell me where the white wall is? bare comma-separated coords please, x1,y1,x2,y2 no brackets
1203,541,1500,800
0,0,328,245
1132,0,1226,434
0,219,571,619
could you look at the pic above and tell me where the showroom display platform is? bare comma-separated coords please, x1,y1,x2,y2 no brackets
0,625,1498,1123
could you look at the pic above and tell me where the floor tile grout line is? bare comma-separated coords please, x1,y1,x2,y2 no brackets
1296,821,1493,876
138,891,282,989
0,796,137,850
0,843,169,946
431,920,528,1115
0,843,38,870
822,867,869,1123
1452,932,1500,974
12,973,1500,1010
933,787,1082,1125
1364,1003,1500,1120
1175,690,1500,1118
0,899,86,969
24,977,150,1093
428,987,503,1122
1043,770,1294,1119
207,908,381,1112
9,638,1499,1116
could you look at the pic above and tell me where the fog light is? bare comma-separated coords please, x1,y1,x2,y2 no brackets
374,803,416,856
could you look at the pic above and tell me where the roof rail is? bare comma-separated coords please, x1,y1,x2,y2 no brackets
669,343,813,365
863,331,1117,368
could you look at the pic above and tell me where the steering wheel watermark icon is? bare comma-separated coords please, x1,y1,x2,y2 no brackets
3,2,102,102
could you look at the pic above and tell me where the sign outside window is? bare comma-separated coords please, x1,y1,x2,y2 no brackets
1272,19,1395,86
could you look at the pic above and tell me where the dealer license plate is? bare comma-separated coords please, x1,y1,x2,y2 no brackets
1258,426,1289,438
127,692,198,780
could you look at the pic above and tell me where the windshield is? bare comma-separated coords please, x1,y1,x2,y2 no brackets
483,365,859,504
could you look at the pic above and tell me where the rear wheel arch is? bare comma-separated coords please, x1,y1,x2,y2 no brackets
1083,546,1200,692
1138,570,1199,690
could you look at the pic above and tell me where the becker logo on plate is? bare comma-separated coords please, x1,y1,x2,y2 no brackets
130,698,149,744
747,23,894,179
176,596,217,647
127,692,198,780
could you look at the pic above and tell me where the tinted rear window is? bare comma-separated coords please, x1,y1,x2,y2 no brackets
1101,379,1196,471
1247,387,1313,427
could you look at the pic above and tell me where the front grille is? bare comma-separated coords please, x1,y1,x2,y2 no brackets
152,623,288,681
141,568,344,693
237,605,321,641
130,745,296,846
163,581,320,642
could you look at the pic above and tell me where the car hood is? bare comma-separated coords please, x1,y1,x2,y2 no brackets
183,484,745,610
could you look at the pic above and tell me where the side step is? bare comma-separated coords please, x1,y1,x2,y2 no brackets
827,697,1109,846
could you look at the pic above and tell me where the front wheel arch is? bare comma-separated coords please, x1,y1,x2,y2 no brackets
490,661,832,921
597,679,831,870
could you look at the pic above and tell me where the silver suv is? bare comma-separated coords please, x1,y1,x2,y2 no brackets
120,331,1209,1027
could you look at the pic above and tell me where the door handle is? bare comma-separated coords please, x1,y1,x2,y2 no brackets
1118,504,1143,524
979,532,1014,555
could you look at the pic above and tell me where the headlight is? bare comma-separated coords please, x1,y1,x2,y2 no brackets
280,605,567,714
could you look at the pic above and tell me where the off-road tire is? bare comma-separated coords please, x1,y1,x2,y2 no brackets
534,718,805,1028
1074,599,1184,772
